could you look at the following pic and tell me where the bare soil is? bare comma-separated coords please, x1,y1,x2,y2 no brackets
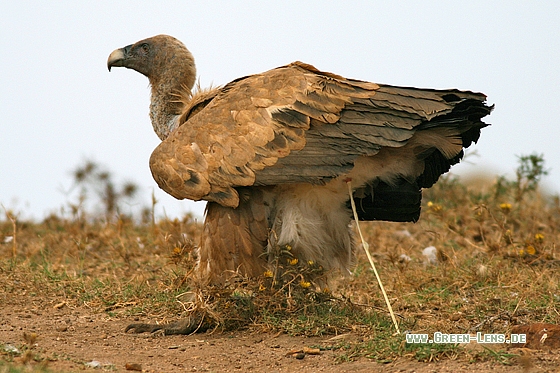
2,296,559,372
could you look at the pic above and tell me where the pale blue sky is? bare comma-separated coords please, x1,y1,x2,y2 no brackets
1,1,559,220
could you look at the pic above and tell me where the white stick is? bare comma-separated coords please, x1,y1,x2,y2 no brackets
347,181,400,334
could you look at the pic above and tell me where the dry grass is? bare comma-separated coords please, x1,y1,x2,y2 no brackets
1,162,559,365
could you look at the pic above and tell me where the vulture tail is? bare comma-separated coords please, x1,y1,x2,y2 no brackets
350,180,422,222
351,91,492,222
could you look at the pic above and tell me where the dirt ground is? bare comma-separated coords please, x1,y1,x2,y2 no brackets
2,295,559,373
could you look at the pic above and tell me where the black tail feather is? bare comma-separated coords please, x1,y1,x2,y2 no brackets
350,179,421,222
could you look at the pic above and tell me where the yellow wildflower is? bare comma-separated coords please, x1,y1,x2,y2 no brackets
535,233,544,242
526,245,536,255
288,258,299,266
427,201,442,212
263,270,273,278
500,203,512,212
259,284,267,291
299,281,311,288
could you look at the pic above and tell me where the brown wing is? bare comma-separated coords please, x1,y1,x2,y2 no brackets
149,62,490,207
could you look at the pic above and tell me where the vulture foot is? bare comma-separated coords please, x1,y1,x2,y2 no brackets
125,315,210,335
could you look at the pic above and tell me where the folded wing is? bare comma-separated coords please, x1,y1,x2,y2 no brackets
149,62,492,209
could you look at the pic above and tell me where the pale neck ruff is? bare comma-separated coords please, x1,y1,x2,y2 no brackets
150,101,180,140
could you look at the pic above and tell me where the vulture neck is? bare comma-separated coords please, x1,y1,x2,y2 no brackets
148,57,196,141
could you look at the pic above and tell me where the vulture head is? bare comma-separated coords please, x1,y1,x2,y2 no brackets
107,34,196,92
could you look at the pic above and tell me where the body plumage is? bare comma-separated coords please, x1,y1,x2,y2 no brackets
108,35,492,286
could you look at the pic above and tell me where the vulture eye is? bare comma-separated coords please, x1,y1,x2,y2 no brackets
140,43,149,53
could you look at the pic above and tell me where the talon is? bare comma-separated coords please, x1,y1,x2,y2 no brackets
125,323,163,334
124,317,210,335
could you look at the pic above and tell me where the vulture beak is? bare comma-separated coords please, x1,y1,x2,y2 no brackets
107,45,132,71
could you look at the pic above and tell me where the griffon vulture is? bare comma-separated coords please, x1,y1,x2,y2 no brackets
108,34,492,288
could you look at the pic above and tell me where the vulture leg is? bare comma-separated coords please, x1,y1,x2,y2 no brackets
267,184,355,277
125,188,270,335
196,188,270,283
